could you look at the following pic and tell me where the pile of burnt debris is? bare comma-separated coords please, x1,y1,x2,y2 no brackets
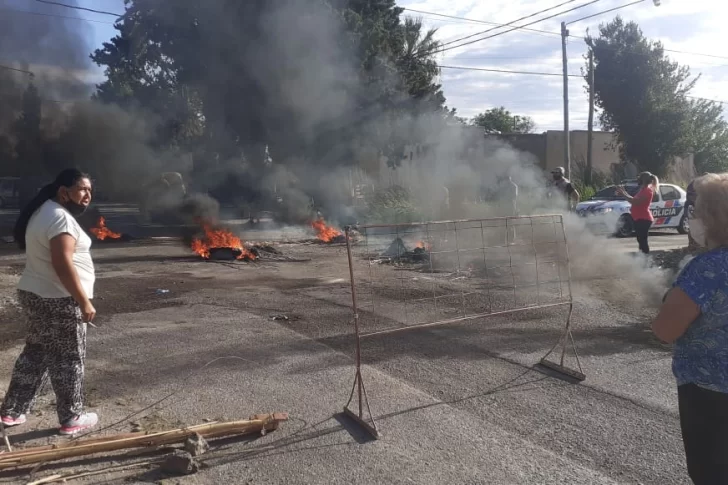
205,244,283,262
375,238,430,264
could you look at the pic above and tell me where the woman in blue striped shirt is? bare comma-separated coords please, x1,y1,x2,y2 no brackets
652,173,728,484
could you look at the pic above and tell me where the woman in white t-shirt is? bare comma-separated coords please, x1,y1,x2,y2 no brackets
1,169,99,435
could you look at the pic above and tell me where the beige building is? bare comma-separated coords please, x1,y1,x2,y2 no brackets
495,129,695,184
352,126,695,204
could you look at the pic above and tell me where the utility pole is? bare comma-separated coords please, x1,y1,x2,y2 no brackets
561,21,571,179
586,50,595,186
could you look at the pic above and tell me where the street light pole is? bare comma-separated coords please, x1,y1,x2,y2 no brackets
561,21,570,179
586,49,595,186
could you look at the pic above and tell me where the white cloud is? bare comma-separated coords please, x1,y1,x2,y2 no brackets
401,0,727,131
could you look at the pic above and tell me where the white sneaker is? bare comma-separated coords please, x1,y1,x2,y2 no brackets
59,412,98,435
1,414,27,427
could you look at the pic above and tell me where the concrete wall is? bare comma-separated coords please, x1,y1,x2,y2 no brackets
492,133,547,167
545,130,617,174
495,129,694,184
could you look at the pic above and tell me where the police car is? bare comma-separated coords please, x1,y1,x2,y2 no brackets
575,181,689,237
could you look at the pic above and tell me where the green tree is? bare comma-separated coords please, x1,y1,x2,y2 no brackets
396,17,445,110
470,107,535,134
690,98,728,173
91,12,204,151
585,17,698,177
91,0,448,169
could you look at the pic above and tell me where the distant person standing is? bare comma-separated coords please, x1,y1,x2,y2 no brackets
504,176,519,216
441,185,450,217
548,167,580,212
501,176,519,243
617,171,658,255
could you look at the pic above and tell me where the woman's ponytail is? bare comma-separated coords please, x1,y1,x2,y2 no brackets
14,183,57,250
638,171,659,191
650,175,660,191
13,168,88,250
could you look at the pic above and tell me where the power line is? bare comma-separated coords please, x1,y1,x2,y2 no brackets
0,91,86,104
434,0,589,51
406,6,728,62
578,37,728,62
440,65,582,77
416,14,563,40
402,8,561,37
0,64,34,76
439,65,726,106
0,6,115,24
663,49,728,61
33,0,123,17
566,0,645,25
687,95,726,105
428,0,604,57
451,55,572,60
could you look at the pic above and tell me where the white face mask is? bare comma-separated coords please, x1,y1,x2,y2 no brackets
689,217,708,247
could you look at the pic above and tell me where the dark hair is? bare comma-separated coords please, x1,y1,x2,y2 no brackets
638,171,658,189
14,168,89,250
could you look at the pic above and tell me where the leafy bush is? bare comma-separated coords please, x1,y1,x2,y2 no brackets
364,185,422,224
570,159,608,201
578,185,597,201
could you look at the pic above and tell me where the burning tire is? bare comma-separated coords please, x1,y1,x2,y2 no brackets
190,224,256,261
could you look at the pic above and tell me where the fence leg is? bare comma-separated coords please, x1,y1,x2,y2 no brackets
343,227,380,439
539,303,585,381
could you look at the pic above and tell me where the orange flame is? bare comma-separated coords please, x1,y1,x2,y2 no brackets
311,218,342,243
90,217,121,241
191,224,255,260
416,241,432,251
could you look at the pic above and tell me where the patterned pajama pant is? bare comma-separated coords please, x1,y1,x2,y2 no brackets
1,290,86,425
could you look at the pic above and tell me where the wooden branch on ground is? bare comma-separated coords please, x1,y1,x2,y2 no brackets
0,420,11,453
0,413,287,471
26,458,163,485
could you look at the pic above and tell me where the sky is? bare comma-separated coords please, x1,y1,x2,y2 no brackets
2,0,726,132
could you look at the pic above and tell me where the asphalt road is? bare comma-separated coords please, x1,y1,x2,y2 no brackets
0,206,691,484
0,204,689,250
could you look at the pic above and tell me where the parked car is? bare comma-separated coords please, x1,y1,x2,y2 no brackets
575,181,688,237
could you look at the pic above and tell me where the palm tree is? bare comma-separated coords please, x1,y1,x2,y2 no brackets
401,17,440,60
397,17,442,100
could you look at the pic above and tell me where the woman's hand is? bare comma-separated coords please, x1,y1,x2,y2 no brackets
615,186,627,197
80,299,96,323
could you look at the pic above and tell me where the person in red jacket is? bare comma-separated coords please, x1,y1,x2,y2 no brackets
617,172,658,255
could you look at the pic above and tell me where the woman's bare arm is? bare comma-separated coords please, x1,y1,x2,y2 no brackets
50,233,89,306
619,190,650,206
652,288,700,343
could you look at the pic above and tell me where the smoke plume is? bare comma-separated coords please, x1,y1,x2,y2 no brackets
0,0,672,305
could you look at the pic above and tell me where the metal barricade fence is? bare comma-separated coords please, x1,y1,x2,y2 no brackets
342,214,584,439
